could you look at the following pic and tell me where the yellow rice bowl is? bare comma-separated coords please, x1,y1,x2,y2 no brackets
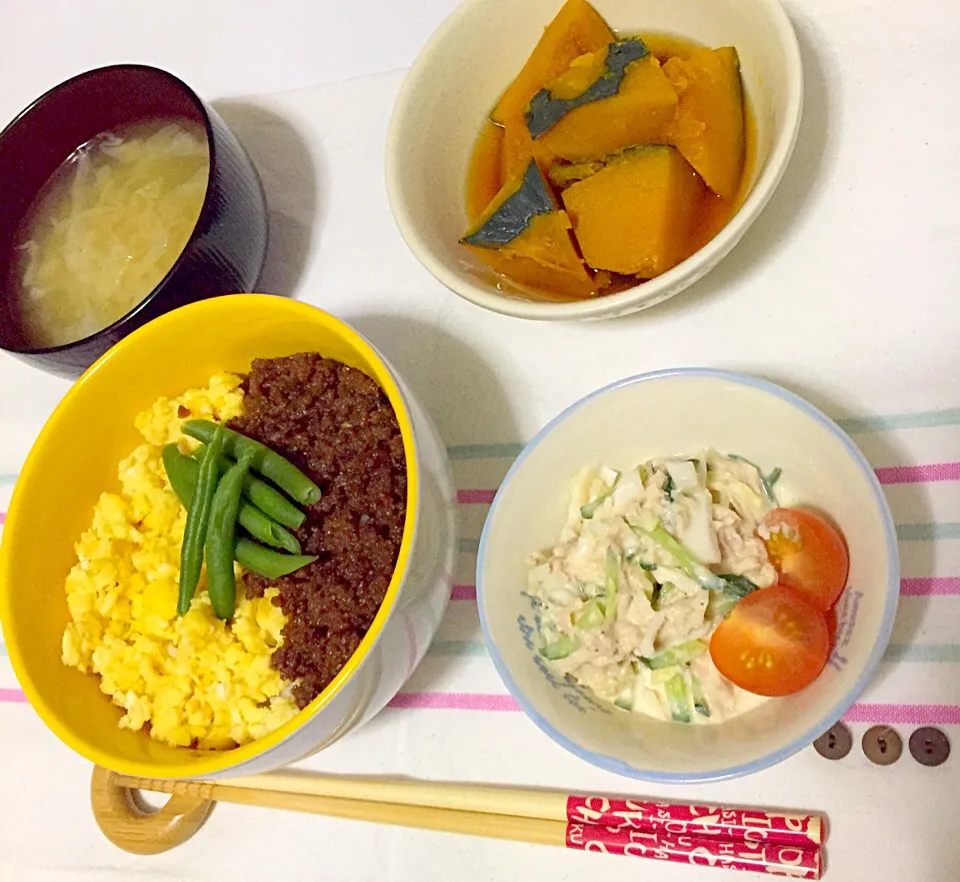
60,373,299,750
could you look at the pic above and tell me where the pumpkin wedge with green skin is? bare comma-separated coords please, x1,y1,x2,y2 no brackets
547,158,605,188
466,121,505,222
663,47,745,201
530,41,679,163
500,114,557,186
461,159,604,299
561,146,706,277
524,37,649,138
491,0,614,126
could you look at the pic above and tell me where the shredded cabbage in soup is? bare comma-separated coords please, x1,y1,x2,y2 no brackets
12,120,209,348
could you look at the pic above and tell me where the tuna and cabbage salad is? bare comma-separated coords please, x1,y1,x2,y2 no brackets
526,452,787,724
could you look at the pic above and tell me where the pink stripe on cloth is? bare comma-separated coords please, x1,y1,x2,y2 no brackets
450,584,477,601
875,462,960,484
457,489,497,505
2,684,960,727
0,512,5,526
900,577,960,596
388,692,520,711
843,703,960,725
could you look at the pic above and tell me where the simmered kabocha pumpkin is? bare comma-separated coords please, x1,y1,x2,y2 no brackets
462,0,751,300
500,115,555,187
461,160,605,299
466,122,505,222
561,146,706,277
492,0,614,126
547,158,605,188
663,47,746,201
524,38,651,138
527,39,678,163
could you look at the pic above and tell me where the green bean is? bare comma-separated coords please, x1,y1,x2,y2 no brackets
205,452,253,619
163,446,302,554
238,502,301,554
163,445,316,579
235,539,317,579
189,447,305,530
182,419,321,506
237,464,306,529
177,426,224,616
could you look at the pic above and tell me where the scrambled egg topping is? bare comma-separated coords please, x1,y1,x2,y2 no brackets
61,373,299,750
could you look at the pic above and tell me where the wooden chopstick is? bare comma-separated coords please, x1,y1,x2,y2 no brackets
115,771,569,821
189,784,561,846
113,770,823,848
99,771,823,878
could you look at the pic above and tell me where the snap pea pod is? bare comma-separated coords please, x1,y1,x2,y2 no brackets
182,419,321,506
163,446,301,554
189,446,305,530
234,539,318,579
178,426,224,616
205,453,253,619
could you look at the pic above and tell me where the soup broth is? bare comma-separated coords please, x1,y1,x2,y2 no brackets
11,119,209,348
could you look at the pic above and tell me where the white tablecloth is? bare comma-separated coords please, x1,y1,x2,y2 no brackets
2,1,960,880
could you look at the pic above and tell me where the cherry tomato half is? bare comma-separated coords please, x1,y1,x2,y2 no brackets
823,606,838,642
761,508,850,611
709,587,831,697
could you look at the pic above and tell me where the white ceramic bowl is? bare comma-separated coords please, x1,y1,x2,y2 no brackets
387,0,803,320
477,369,899,781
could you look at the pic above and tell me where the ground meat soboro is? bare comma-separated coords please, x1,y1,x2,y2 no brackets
230,353,406,707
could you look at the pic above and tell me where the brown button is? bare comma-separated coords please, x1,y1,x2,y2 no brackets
862,726,902,765
909,727,951,766
813,722,853,760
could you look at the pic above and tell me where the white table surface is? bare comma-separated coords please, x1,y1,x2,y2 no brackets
3,1,960,880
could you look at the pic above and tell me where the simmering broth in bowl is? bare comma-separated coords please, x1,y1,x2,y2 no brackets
10,118,209,348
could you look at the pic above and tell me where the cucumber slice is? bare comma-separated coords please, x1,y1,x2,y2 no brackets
580,470,621,518
539,634,581,660
613,683,634,711
604,547,619,624
649,665,680,686
641,639,707,670
629,520,724,591
728,454,783,505
574,599,604,629
717,574,759,599
691,672,711,718
651,581,678,611
708,592,739,621
707,575,760,620
664,673,692,723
